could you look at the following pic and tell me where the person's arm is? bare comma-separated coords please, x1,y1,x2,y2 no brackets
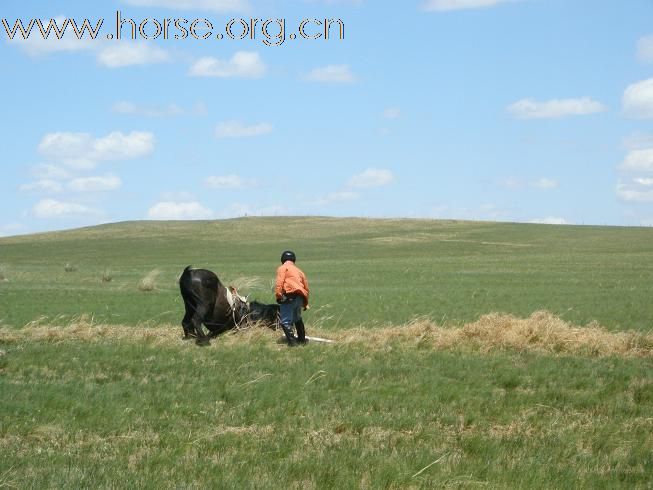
274,266,286,300
303,274,309,298
302,272,310,308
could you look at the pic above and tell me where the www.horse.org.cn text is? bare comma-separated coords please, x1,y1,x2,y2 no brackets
2,12,346,47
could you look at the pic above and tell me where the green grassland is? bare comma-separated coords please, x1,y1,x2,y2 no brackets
0,217,652,330
1,218,652,488
0,336,651,488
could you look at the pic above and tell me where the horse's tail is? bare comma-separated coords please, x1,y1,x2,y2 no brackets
179,266,197,308
179,265,192,287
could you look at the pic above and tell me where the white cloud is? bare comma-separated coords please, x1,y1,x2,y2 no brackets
68,175,122,192
637,35,653,63
306,65,356,84
620,148,653,172
32,199,100,218
19,180,63,193
147,201,213,220
7,18,173,69
634,177,653,186
307,0,362,4
347,168,395,188
93,131,154,160
97,42,170,68
617,145,653,203
423,0,512,12
0,223,28,237
498,177,558,190
189,52,265,78
7,16,96,56
529,217,569,225
122,0,250,12
623,132,653,150
112,101,180,117
112,101,207,117
498,177,523,190
508,97,606,119
10,33,95,57
623,78,653,119
38,133,96,168
38,131,154,168
533,178,558,189
215,121,272,139
617,182,653,203
31,164,71,180
205,174,256,189
383,107,401,119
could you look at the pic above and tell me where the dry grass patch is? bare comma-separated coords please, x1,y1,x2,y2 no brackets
0,315,280,347
334,311,653,357
2,311,652,358
229,276,265,292
101,269,113,283
63,262,76,272
138,269,160,292
188,425,274,446
367,234,431,245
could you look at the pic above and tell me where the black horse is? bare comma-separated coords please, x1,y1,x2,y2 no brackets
179,266,279,344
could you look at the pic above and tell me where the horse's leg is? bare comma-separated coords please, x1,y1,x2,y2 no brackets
190,305,210,345
181,309,195,339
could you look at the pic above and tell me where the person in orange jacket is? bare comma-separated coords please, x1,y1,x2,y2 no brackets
275,250,309,345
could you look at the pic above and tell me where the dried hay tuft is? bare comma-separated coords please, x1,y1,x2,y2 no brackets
1,311,651,358
101,269,113,283
138,269,160,292
333,311,653,357
229,276,265,293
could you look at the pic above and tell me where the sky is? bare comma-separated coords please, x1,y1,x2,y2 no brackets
1,0,653,236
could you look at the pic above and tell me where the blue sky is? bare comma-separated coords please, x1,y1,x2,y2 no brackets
1,0,653,235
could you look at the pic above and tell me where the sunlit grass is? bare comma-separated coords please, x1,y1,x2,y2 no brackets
1,217,652,486
1,217,653,331
1,327,651,488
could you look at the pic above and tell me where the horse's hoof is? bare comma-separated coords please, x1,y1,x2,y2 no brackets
195,338,210,346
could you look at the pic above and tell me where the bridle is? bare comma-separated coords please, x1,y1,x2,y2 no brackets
227,286,250,328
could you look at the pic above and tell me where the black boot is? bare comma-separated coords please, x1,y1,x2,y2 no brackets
281,323,297,345
295,319,306,344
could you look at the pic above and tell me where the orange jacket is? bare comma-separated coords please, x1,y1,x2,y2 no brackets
275,261,310,306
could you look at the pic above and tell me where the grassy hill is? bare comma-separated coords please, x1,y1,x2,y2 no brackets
1,217,652,331
1,218,652,487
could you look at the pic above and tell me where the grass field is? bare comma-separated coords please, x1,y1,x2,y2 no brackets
1,217,652,488
1,217,653,330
